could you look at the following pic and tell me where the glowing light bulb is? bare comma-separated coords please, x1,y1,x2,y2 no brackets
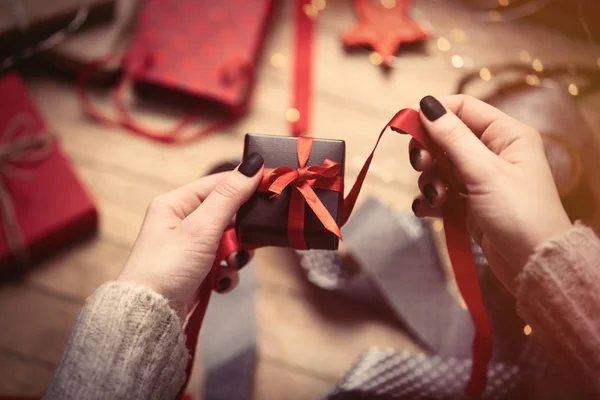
479,67,492,81
523,325,532,335
450,29,468,43
525,74,540,86
270,53,286,68
312,0,326,11
369,52,383,66
437,37,451,52
286,108,300,122
303,4,318,19
519,50,531,63
532,59,544,72
568,83,579,96
488,10,502,21
451,55,464,68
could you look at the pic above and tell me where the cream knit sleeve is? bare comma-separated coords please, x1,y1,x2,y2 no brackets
516,222,600,395
44,281,188,400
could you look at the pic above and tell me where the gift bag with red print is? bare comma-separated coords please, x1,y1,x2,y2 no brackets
80,0,274,143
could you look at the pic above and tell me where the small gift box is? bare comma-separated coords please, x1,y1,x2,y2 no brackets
0,72,98,271
236,134,345,250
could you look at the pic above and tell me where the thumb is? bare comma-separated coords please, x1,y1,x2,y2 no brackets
419,95,495,183
179,153,264,238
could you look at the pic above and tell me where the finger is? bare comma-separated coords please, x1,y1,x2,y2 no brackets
179,154,264,238
226,249,254,271
437,94,530,138
151,172,232,221
408,138,434,172
411,194,443,218
418,169,448,208
418,95,497,184
215,267,240,294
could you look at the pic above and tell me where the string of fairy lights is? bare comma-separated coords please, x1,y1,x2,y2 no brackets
275,0,600,127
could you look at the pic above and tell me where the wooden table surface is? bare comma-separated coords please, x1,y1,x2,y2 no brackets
1,0,599,398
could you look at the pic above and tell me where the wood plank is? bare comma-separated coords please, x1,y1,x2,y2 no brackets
0,285,80,365
29,74,420,194
266,0,599,117
253,359,335,400
28,238,128,301
256,282,421,380
0,352,55,397
2,271,416,397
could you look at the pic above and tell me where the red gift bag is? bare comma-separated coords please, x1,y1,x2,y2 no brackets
79,0,274,143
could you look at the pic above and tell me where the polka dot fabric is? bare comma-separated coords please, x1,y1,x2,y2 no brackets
125,0,273,111
326,348,526,400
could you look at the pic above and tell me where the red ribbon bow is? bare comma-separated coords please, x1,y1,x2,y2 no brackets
258,136,343,250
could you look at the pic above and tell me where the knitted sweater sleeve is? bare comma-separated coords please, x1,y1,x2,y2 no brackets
43,281,188,400
516,222,600,395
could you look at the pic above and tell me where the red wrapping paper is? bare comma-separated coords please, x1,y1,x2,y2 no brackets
0,73,98,267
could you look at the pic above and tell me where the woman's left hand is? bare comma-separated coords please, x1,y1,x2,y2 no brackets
117,154,264,318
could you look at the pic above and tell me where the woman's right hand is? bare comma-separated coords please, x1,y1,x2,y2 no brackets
409,95,573,294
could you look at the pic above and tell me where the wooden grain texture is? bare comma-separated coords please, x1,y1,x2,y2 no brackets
2,0,600,397
0,353,55,397
253,359,334,400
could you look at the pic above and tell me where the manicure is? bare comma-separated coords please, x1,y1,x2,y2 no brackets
423,184,438,205
409,147,421,169
420,95,447,122
236,250,250,270
411,198,420,214
216,277,231,292
238,153,264,177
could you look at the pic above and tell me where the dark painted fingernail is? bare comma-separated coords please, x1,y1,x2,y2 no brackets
236,250,250,270
411,198,420,214
217,277,231,292
423,184,438,205
409,147,421,168
238,153,264,177
420,95,447,121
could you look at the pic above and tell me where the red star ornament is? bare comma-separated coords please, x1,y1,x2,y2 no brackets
342,0,429,68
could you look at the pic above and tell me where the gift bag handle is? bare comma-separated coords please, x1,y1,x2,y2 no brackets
77,53,254,144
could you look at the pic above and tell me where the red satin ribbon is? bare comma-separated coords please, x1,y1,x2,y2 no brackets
258,136,343,249
291,0,314,136
181,109,492,398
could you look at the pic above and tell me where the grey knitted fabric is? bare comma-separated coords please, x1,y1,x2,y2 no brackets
44,281,188,400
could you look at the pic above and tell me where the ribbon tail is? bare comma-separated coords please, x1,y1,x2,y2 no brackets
342,108,492,397
291,0,314,136
288,186,309,249
297,182,342,240
444,196,492,395
177,228,241,399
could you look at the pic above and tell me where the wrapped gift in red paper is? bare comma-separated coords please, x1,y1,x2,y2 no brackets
0,73,98,270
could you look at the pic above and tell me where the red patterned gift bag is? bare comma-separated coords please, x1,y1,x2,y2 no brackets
79,0,274,143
